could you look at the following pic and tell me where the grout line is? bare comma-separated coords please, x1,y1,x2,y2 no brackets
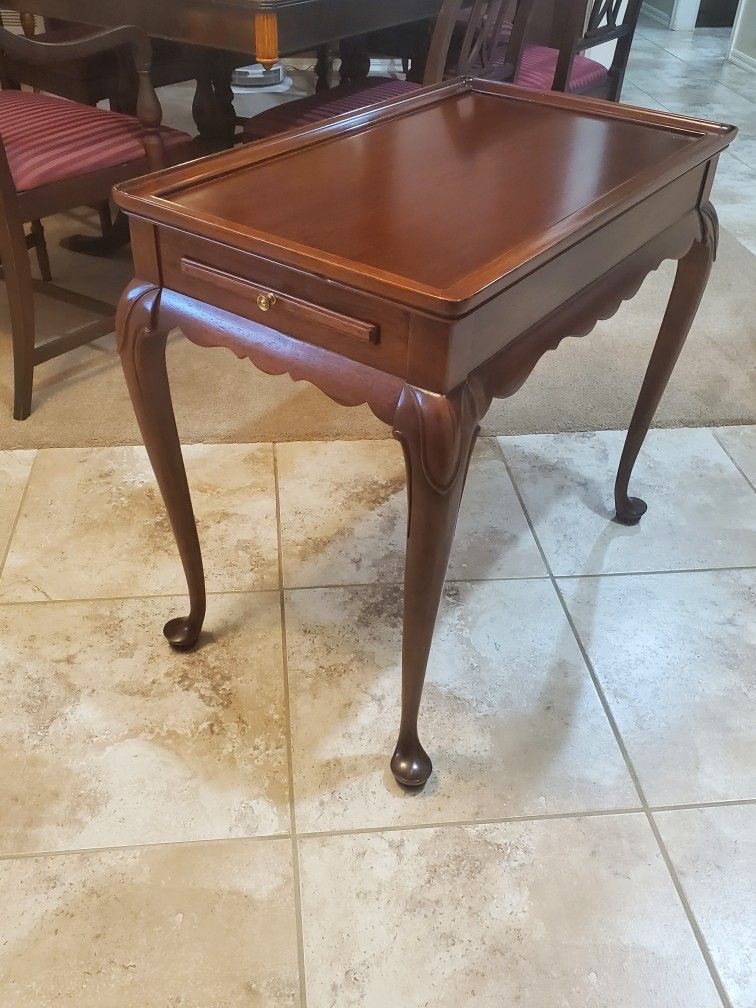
645,811,735,1008
3,799,753,865
498,453,735,1008
296,807,645,842
273,444,309,1008
0,832,292,864
710,429,756,493
0,586,282,608
651,797,756,813
4,562,756,610
0,451,37,581
556,564,756,581
726,147,756,173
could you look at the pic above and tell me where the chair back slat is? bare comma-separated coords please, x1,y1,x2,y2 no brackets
423,0,538,85
587,0,624,35
542,0,642,100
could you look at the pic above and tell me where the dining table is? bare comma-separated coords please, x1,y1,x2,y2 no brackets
113,77,735,788
3,0,453,143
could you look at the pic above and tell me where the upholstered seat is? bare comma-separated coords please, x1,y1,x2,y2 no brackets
243,77,414,141
514,45,609,93
0,23,196,420
0,89,190,191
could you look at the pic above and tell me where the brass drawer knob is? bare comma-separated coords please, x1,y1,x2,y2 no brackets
257,292,277,311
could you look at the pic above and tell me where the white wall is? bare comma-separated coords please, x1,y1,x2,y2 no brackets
643,0,676,26
730,0,756,68
590,0,631,67
642,0,704,30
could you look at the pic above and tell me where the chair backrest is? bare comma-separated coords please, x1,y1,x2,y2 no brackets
550,0,643,100
583,0,642,47
423,0,538,86
0,25,166,171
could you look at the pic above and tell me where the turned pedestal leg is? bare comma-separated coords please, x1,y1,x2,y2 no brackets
339,36,371,85
315,45,332,92
615,204,718,524
192,52,237,150
118,286,206,649
391,383,483,787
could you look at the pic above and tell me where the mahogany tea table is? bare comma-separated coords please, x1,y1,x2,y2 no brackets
114,79,735,788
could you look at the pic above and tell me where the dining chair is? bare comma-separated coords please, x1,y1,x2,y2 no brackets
243,0,537,140
0,26,194,420
0,11,218,247
512,0,644,101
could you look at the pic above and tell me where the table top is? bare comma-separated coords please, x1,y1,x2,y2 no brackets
115,79,735,317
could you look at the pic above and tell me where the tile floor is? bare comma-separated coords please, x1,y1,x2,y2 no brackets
1,425,754,1006
1,14,754,1007
620,18,756,254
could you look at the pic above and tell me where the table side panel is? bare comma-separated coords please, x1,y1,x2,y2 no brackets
158,228,411,377
427,164,709,391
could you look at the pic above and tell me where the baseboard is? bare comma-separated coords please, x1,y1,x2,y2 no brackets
728,47,756,73
642,3,672,27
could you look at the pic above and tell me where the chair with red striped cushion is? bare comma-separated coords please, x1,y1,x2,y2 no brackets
0,89,188,191
480,0,642,101
514,44,609,93
0,26,194,420
511,0,642,101
243,0,537,142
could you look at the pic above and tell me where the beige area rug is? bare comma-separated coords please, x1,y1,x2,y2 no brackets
1,210,754,450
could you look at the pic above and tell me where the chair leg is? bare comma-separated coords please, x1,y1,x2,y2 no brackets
30,219,52,282
97,201,114,239
0,214,37,420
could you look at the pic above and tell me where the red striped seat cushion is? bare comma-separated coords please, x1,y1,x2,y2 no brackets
514,46,609,94
0,89,191,192
243,77,417,140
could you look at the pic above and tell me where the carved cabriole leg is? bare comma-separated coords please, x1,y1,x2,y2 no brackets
615,203,719,524
391,380,488,787
117,283,206,649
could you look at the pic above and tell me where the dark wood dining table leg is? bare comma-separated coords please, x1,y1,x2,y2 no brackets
117,284,207,649
315,44,332,92
390,381,483,787
615,203,718,525
339,35,371,85
192,51,238,149
60,212,131,257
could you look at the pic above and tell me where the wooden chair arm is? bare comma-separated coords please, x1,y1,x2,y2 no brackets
0,24,151,66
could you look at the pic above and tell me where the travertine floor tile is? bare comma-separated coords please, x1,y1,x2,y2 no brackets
714,425,756,485
276,438,545,588
0,593,289,853
500,429,756,575
298,815,720,1008
0,443,279,601
285,580,635,833
0,451,34,567
0,839,300,1007
656,804,756,1008
560,570,756,805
